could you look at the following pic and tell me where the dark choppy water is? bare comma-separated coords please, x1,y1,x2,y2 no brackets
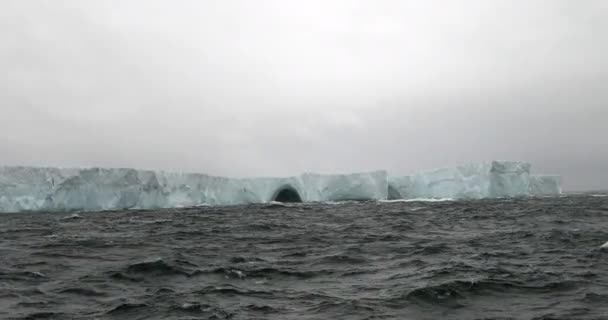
2,195,608,320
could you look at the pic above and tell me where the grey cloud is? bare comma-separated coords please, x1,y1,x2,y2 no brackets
1,0,607,190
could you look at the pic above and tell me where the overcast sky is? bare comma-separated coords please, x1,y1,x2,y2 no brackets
1,0,607,190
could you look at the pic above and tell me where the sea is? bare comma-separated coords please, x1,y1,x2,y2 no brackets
1,194,608,320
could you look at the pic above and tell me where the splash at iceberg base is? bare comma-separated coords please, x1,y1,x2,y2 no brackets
387,161,561,200
0,167,388,213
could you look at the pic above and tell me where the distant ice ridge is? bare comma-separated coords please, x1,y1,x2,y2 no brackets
0,167,387,213
388,161,561,200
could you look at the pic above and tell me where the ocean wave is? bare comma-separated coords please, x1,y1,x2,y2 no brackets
125,258,190,276
2,196,607,319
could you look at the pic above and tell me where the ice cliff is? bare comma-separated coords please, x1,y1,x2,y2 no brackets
388,161,561,200
0,161,562,213
529,175,562,196
0,167,387,213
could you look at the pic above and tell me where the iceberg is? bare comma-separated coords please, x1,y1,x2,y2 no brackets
529,175,562,196
0,161,562,213
0,166,388,213
388,161,560,200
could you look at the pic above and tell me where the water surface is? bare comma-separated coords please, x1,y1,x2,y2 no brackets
1,195,607,319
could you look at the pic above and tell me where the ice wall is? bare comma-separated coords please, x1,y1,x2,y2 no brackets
388,161,559,200
489,161,532,198
529,175,562,196
0,167,388,213
0,162,561,213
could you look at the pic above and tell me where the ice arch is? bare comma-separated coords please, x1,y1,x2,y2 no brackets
272,185,302,203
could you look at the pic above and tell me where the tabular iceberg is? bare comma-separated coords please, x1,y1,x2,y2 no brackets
388,161,561,200
0,166,388,213
0,161,562,213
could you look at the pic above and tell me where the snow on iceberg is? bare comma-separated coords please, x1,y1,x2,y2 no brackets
0,166,388,213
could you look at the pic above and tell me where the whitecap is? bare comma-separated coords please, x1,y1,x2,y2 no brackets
60,213,82,220
379,198,454,203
